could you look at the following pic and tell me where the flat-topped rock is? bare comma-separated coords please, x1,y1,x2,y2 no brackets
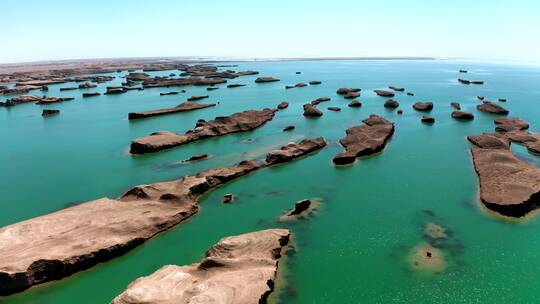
311,97,331,105
266,137,327,165
468,134,540,217
452,111,474,120
389,86,405,91
467,133,509,149
42,109,60,116
143,77,226,88
384,99,399,108
277,101,289,109
255,77,280,83
333,115,395,165
82,92,100,98
421,116,435,124
303,104,323,117
184,153,208,162
285,83,307,89
227,84,246,88
374,90,395,97
0,137,325,295
130,108,277,154
59,87,77,91
128,102,216,120
112,229,290,304
78,82,97,89
348,100,362,107
36,97,74,104
309,80,322,85
187,95,208,101
494,117,529,132
336,88,361,95
0,95,40,107
477,101,509,115
344,91,360,99
160,91,179,96
328,106,341,111
413,102,433,111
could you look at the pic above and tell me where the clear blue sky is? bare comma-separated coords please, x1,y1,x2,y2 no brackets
2,0,539,64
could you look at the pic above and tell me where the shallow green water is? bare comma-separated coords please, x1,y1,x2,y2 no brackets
1,60,540,303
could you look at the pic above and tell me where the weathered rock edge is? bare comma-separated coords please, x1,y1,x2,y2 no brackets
128,102,216,120
333,115,395,165
0,138,326,295
468,133,540,217
111,229,291,304
130,108,278,154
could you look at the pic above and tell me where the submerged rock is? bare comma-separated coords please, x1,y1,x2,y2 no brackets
477,101,509,115
450,102,461,110
424,222,447,239
408,242,446,273
333,115,395,165
112,229,290,304
303,104,323,117
374,90,395,97
327,106,341,111
412,102,433,112
130,108,277,154
451,111,474,120
128,102,216,120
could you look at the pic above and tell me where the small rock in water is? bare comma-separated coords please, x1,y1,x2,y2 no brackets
277,101,289,110
283,125,295,132
184,153,208,162
327,106,341,112
42,109,60,116
309,80,322,85
384,99,399,109
397,110,403,115
406,92,414,96
421,116,435,124
348,100,362,107
222,193,234,203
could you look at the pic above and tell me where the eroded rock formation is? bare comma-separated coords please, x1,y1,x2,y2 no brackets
112,229,291,304
333,115,395,165
130,108,277,154
128,102,216,120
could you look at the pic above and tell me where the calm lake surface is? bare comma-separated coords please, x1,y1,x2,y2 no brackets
1,60,540,303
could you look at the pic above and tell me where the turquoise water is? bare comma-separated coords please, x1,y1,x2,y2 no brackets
1,60,540,303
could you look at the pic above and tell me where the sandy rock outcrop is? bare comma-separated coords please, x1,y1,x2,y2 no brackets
128,102,216,120
112,229,291,304
130,108,277,154
333,115,395,165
